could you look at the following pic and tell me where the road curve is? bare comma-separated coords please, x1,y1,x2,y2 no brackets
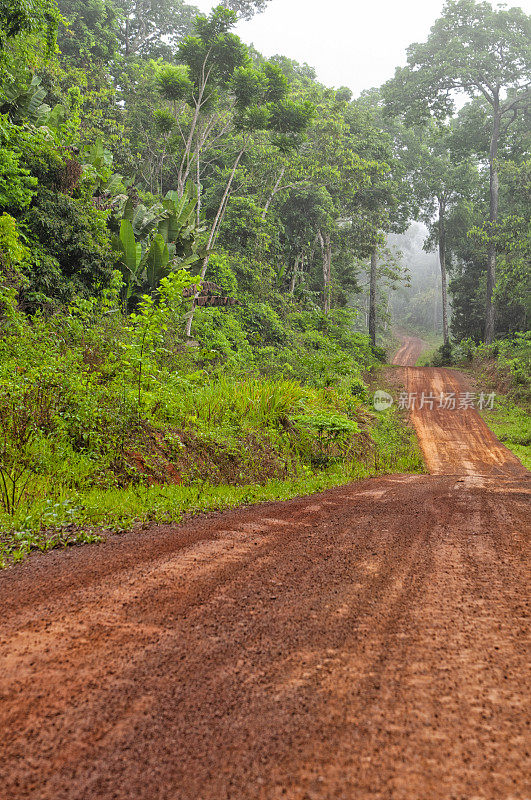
0,337,529,800
392,333,427,366
392,336,528,478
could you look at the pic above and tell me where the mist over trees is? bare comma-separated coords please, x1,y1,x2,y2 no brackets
383,0,530,343
0,0,528,345
388,224,441,336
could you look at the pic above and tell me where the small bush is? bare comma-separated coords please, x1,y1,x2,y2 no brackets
431,342,453,366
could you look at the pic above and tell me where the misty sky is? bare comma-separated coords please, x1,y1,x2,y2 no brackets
194,0,531,97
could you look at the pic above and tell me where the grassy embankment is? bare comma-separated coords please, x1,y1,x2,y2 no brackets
1,402,424,568
0,283,424,566
414,334,444,366
475,340,531,470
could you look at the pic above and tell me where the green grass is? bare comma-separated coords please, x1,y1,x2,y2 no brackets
370,407,426,474
414,334,443,366
0,406,425,568
481,398,531,470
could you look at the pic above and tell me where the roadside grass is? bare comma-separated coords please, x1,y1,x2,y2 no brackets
480,397,531,470
0,292,427,568
0,406,425,568
414,334,444,366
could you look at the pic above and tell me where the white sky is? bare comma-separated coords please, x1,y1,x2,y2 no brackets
194,0,531,97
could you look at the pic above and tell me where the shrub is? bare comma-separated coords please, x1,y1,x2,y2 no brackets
432,342,453,366
0,213,29,296
204,251,238,295
192,307,253,366
22,187,114,304
0,126,37,209
237,300,286,345
9,122,65,188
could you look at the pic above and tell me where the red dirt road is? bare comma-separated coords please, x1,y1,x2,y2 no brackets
392,333,427,366
0,337,529,800
391,341,528,478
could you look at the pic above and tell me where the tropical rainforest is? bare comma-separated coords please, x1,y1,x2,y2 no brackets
0,0,529,562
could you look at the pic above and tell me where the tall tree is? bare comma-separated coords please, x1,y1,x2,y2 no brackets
384,0,530,343
0,0,60,86
0,0,59,49
57,0,119,64
157,5,248,198
162,7,314,335
415,122,479,345
345,94,414,345
113,0,198,57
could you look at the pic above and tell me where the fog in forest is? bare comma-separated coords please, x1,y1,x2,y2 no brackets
388,225,441,338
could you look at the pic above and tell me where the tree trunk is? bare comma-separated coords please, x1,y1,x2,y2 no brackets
318,232,332,313
213,189,232,248
177,97,201,197
438,199,449,346
484,102,501,344
177,69,209,197
433,263,438,333
184,146,246,337
369,243,377,346
289,254,299,294
262,165,286,219
325,235,332,313
196,155,201,225
202,146,245,273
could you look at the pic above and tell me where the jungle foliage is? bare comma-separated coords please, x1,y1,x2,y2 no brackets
0,0,528,559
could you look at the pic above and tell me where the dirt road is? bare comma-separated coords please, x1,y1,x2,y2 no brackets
392,333,427,366
0,338,529,800
391,343,528,478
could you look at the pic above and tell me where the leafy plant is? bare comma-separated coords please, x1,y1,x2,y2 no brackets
121,270,198,412
0,389,39,514
112,183,206,306
0,72,51,125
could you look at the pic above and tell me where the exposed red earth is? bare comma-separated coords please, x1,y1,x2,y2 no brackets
0,335,529,800
390,337,528,478
392,333,427,367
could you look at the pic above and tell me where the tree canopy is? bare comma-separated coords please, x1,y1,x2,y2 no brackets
0,0,528,345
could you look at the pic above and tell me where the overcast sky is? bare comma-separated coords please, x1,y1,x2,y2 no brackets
194,0,531,97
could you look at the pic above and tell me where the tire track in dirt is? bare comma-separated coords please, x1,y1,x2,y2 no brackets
392,332,427,366
392,340,527,478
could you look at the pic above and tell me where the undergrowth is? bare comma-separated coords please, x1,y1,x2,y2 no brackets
426,332,530,399
0,273,424,566
0,407,424,567
480,398,531,470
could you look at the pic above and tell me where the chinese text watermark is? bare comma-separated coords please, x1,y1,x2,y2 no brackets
373,391,496,411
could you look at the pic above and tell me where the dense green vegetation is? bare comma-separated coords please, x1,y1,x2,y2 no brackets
0,0,528,562
0,275,426,565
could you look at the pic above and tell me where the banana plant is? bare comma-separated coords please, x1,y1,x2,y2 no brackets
111,182,207,308
122,199,168,240
83,139,126,198
0,73,51,126
145,234,170,290
160,187,204,262
112,219,142,307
